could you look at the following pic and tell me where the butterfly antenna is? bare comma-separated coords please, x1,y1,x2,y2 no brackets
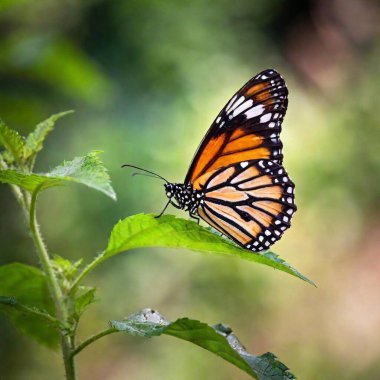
131,172,163,181
122,164,169,183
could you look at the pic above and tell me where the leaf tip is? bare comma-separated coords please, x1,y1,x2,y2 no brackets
59,110,75,117
108,189,117,201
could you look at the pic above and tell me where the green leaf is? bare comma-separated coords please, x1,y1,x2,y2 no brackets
99,214,313,285
111,309,296,380
72,287,96,321
0,169,61,192
52,255,82,279
0,263,58,348
0,120,26,164
24,111,74,165
47,150,116,199
0,296,61,328
0,151,117,200
214,324,295,379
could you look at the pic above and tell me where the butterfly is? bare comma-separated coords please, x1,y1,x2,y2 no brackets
125,69,296,252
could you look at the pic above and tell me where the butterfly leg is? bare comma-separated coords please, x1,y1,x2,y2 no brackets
189,212,200,224
155,200,172,219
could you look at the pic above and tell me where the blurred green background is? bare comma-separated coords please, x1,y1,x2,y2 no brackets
1,0,380,379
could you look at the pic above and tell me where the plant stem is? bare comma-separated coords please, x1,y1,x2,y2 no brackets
28,188,76,380
69,252,105,295
70,328,118,358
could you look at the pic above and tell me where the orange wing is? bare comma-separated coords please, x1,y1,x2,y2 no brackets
185,69,288,190
197,160,296,252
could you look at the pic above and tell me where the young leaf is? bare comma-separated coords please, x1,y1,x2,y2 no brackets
72,287,96,321
110,308,296,380
98,214,313,285
0,120,26,165
47,150,116,199
52,255,82,280
0,263,58,348
0,151,116,199
24,111,74,165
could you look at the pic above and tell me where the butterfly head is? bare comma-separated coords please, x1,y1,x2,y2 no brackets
164,183,176,200
164,183,202,211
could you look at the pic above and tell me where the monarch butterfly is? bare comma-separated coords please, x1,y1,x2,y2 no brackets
124,69,296,252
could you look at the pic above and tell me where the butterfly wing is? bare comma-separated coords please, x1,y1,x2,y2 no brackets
197,160,296,252
185,69,288,190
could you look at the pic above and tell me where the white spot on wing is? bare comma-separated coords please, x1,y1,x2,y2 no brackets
228,96,245,114
216,116,221,124
240,161,248,168
245,104,265,119
225,95,237,112
260,113,271,123
233,99,253,117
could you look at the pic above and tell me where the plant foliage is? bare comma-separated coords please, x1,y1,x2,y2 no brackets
96,213,313,285
24,111,74,166
0,113,306,379
0,151,116,199
0,263,58,347
0,120,26,164
111,308,296,380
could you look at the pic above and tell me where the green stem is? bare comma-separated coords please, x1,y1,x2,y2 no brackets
70,328,118,358
11,184,28,212
69,252,105,295
29,188,76,380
